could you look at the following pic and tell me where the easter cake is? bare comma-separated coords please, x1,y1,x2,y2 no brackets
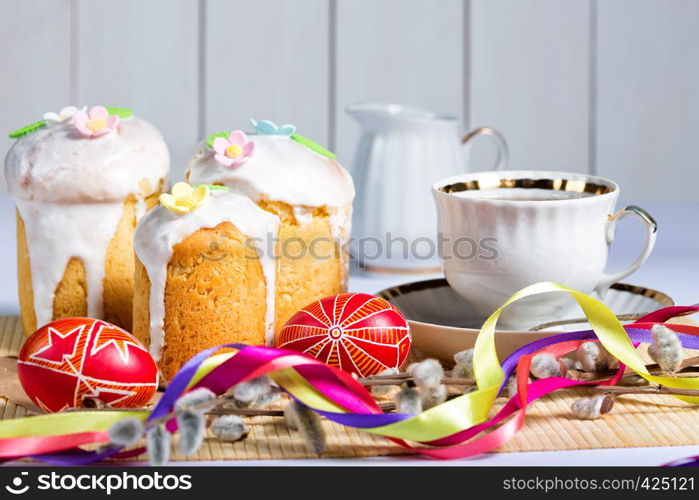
186,121,355,337
133,183,280,381
4,106,169,334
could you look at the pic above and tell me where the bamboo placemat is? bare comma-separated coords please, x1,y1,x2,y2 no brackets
1,315,699,461
0,316,24,359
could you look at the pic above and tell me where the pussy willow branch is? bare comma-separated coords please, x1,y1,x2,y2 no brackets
146,386,283,426
359,376,475,386
207,407,284,417
566,356,699,381
72,382,699,419
70,356,699,418
589,385,699,397
360,356,699,386
209,401,397,416
134,392,236,428
76,389,284,422
156,383,699,418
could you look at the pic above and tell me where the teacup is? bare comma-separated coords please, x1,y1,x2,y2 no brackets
432,170,657,326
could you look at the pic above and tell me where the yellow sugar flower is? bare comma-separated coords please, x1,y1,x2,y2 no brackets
159,182,210,214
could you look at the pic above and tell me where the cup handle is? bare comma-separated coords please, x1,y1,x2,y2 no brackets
461,126,509,171
594,205,658,297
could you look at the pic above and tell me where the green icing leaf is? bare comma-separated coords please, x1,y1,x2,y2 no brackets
290,133,337,160
193,184,229,191
9,120,47,139
104,106,133,118
206,131,230,149
8,106,132,139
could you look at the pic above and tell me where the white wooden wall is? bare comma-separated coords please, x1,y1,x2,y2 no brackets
1,0,697,201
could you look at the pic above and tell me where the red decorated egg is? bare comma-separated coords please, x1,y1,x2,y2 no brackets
17,317,158,413
276,293,411,377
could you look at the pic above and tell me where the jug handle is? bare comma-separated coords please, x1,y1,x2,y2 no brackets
461,126,509,171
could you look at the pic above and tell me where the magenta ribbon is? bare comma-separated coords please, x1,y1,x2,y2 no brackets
21,307,699,465
663,455,699,467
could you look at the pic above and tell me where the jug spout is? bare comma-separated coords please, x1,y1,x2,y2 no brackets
346,101,458,133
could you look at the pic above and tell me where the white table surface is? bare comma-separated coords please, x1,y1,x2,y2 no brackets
2,194,698,466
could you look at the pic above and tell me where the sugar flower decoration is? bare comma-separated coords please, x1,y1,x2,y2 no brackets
43,106,84,126
212,131,255,167
73,106,119,137
159,182,210,215
250,118,296,136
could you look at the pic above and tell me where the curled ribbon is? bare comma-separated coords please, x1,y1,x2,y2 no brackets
0,282,698,464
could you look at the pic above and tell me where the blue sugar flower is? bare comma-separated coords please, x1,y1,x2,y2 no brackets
250,118,296,136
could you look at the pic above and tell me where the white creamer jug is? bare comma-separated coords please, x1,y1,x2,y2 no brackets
347,102,508,272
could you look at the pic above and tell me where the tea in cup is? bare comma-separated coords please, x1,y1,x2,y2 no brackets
432,171,657,326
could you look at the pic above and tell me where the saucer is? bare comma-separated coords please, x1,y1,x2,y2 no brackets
377,279,674,365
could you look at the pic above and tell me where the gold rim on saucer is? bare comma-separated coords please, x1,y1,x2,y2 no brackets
379,279,672,308
377,279,674,326
376,279,676,364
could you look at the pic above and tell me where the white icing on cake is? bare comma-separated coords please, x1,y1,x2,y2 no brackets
134,191,280,360
16,199,125,328
5,113,170,330
5,116,169,203
186,134,355,286
292,206,314,226
185,134,354,208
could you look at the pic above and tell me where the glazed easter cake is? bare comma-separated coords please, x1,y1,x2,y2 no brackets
5,106,169,334
133,184,280,381
186,120,355,336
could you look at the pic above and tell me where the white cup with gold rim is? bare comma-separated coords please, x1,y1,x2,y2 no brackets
432,170,657,326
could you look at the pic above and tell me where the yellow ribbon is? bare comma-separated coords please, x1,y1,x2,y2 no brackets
11,282,695,446
183,283,699,443
278,282,699,441
0,411,149,439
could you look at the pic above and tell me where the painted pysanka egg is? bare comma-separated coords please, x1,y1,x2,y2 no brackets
17,317,158,413
276,293,411,377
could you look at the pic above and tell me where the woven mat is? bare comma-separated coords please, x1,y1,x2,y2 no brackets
2,315,699,461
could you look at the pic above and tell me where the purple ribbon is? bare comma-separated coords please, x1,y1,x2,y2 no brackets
499,327,699,393
23,319,699,465
150,343,248,420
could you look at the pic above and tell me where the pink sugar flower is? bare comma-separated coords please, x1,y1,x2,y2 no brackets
72,106,119,137
212,131,255,167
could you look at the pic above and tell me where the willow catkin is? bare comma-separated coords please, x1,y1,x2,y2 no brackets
420,384,447,409
530,353,567,379
576,341,609,372
284,401,325,454
395,387,423,414
571,394,614,420
175,387,217,411
648,324,683,374
505,375,518,399
232,376,272,404
177,409,206,456
211,415,249,442
146,424,171,466
452,349,474,378
406,359,444,389
453,348,474,366
251,391,281,408
108,417,144,447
